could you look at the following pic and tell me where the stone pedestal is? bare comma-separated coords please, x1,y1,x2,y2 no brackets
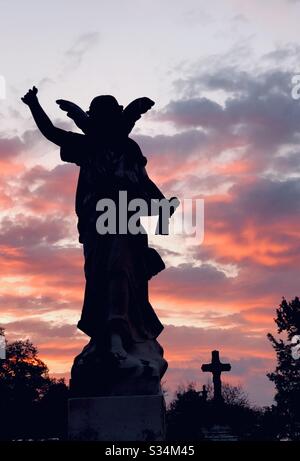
70,338,168,398
68,394,166,441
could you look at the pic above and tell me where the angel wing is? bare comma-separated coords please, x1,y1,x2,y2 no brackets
56,99,89,133
56,96,155,135
122,97,155,134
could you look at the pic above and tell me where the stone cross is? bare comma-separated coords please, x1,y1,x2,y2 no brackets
201,350,231,402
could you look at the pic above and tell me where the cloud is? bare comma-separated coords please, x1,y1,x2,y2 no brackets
64,32,100,71
0,135,24,159
159,69,300,155
19,163,78,214
158,98,224,129
0,214,71,247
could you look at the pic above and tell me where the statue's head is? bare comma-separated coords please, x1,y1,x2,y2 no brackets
87,95,123,132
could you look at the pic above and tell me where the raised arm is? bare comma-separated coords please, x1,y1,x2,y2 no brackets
22,87,70,146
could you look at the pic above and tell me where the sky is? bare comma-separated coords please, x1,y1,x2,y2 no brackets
1,0,300,406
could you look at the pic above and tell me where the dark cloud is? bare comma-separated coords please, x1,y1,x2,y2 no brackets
20,163,78,214
157,98,223,129
0,214,71,247
159,69,300,154
0,294,77,315
152,261,300,330
134,130,208,160
3,318,78,339
0,135,24,159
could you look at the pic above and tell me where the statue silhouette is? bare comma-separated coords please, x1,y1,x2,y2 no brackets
22,87,176,396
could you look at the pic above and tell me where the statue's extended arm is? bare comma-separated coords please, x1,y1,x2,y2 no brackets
22,87,71,146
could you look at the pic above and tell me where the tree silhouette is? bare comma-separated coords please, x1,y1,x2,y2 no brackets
166,382,259,441
37,377,68,439
0,337,68,440
167,383,205,440
267,296,300,440
205,382,250,407
0,340,49,401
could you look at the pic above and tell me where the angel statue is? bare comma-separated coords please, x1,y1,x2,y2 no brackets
22,86,178,396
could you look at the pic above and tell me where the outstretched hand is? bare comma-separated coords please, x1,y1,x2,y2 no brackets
21,86,38,106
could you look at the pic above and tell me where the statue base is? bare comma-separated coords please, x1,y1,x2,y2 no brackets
68,394,166,441
70,338,167,397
